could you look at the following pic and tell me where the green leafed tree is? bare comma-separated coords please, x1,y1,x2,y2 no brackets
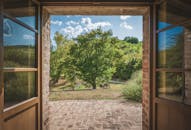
50,31,74,85
67,28,116,89
124,36,139,44
50,29,142,88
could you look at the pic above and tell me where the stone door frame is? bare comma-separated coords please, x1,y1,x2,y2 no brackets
41,4,153,130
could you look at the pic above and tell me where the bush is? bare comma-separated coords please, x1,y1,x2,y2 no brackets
122,70,142,102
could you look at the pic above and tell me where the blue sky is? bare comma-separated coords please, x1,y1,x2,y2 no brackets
4,18,35,46
50,15,143,45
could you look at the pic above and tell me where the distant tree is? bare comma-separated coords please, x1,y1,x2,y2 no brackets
124,36,139,44
54,31,69,47
50,32,74,85
112,40,142,80
67,28,116,89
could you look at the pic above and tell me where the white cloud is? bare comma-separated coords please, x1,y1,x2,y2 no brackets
81,17,111,31
60,17,112,38
120,15,131,20
81,17,91,24
61,25,83,38
23,34,34,40
66,20,79,26
51,20,63,26
120,22,133,30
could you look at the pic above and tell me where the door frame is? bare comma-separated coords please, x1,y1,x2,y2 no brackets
0,0,3,129
40,2,154,130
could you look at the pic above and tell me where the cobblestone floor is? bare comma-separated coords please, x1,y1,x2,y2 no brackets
49,100,142,130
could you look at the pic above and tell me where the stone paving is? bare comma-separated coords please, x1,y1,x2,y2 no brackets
49,100,142,130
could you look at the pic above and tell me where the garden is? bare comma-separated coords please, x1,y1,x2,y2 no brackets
49,28,143,102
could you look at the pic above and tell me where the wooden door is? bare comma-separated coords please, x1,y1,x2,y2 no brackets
0,0,41,130
153,0,191,130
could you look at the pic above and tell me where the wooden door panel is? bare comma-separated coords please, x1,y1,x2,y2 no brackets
168,105,184,130
156,103,169,130
3,105,37,130
184,106,191,130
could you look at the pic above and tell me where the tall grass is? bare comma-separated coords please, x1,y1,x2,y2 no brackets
122,70,142,102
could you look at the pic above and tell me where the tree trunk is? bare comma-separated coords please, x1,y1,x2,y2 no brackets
92,82,96,89
93,85,96,89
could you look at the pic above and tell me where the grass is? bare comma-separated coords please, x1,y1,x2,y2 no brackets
122,70,142,102
49,82,126,101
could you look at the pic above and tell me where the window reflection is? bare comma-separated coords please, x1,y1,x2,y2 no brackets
185,72,191,105
4,72,36,108
4,0,36,28
184,24,191,70
3,19,36,68
157,27,184,68
183,24,191,105
157,72,184,102
158,0,191,29
156,0,191,105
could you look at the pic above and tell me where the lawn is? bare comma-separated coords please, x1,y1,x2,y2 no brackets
49,82,127,101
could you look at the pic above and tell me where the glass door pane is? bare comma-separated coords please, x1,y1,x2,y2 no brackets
157,26,184,68
157,72,184,102
4,72,36,108
3,18,36,68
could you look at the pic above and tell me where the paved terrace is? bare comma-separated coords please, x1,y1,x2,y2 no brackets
49,100,142,130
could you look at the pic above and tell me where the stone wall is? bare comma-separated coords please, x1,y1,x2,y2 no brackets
142,9,150,130
41,7,50,130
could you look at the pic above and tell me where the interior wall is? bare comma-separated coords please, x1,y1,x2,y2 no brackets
41,5,151,130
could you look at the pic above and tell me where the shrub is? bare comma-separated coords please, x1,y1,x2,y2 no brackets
122,70,142,102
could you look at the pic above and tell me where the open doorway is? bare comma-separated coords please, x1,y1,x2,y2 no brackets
49,15,143,129
41,5,150,130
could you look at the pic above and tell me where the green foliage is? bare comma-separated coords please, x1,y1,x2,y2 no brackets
113,41,142,80
50,32,74,84
50,28,142,89
64,28,116,89
124,36,139,44
53,31,69,46
122,70,142,102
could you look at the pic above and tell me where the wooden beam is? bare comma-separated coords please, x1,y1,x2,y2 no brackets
46,6,149,15
41,1,152,6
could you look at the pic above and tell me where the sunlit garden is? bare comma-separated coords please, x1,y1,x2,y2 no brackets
48,15,144,130
49,24,143,102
